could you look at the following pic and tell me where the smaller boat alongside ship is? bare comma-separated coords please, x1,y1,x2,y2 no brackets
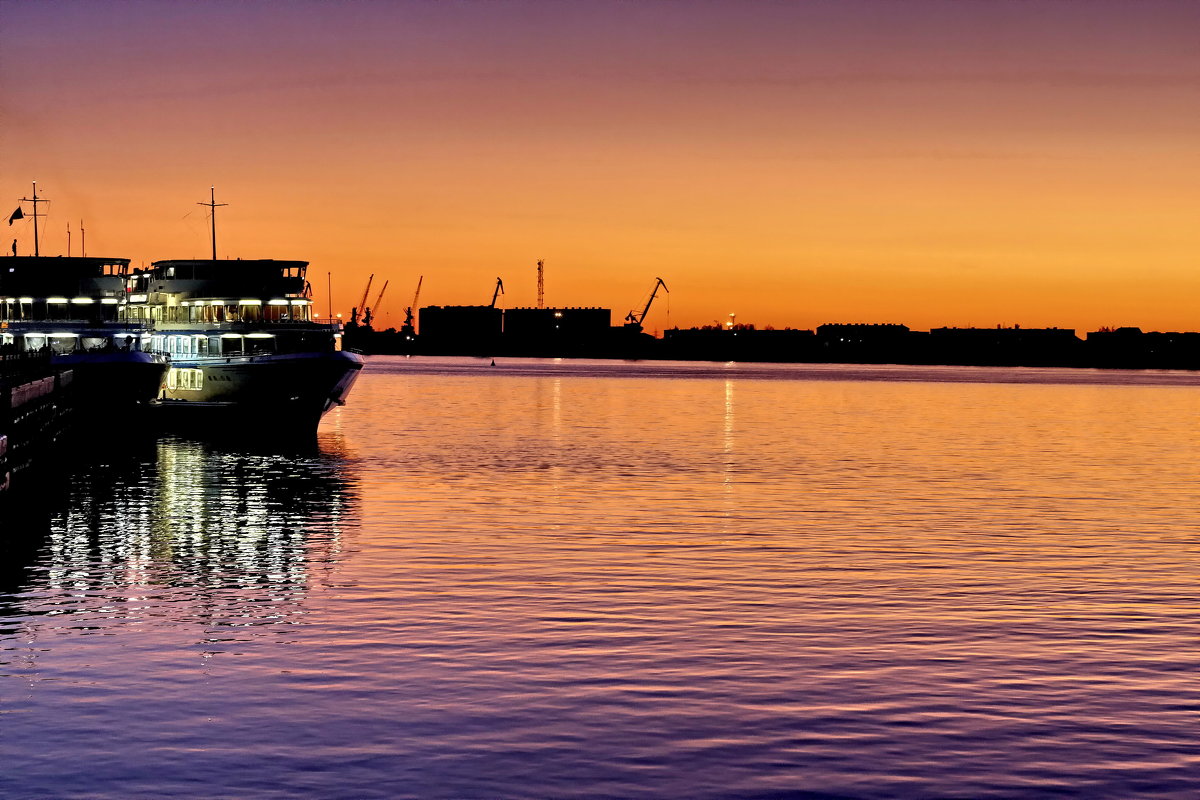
0,255,169,412
2,186,168,414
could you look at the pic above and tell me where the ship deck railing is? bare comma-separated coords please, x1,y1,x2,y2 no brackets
3,319,158,330
146,322,340,332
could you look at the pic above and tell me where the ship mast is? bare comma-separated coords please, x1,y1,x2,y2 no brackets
18,181,45,257
198,186,227,261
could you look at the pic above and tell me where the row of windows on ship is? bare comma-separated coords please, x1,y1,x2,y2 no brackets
0,298,312,323
125,299,313,323
1,331,339,356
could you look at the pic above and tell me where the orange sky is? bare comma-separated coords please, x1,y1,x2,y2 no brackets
4,1,1199,334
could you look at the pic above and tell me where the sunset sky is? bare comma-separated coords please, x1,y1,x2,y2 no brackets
3,0,1199,333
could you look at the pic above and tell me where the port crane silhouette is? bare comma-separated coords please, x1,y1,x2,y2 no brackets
402,275,423,337
624,277,669,332
363,280,388,328
489,277,505,308
352,273,374,325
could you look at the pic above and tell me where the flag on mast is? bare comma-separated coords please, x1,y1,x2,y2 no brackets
7,207,24,225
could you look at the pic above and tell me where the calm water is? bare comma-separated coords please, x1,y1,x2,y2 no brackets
2,357,1199,798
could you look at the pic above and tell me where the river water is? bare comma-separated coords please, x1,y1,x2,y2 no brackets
2,357,1198,798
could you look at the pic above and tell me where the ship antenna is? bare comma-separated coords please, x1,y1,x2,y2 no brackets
18,180,45,257
198,186,227,261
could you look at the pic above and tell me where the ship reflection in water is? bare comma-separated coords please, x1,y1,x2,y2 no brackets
0,434,355,643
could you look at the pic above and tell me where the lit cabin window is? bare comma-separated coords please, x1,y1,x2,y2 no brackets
239,301,262,322
246,333,275,354
49,334,78,354
166,367,203,391
169,335,194,356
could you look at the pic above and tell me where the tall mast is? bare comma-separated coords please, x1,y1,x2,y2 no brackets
537,259,544,309
198,186,227,261
18,181,44,257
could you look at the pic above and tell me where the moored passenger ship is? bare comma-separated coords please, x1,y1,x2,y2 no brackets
120,258,364,430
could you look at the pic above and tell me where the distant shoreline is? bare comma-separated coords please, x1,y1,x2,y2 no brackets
346,324,1200,373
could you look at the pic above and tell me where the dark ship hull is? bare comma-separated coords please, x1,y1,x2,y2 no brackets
53,350,168,413
154,349,364,431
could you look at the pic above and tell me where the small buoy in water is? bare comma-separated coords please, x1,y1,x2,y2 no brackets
490,359,496,366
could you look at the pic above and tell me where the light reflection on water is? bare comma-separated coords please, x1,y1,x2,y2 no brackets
2,357,1200,799
1,435,353,644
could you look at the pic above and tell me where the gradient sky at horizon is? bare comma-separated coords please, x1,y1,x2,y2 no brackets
3,0,1199,332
